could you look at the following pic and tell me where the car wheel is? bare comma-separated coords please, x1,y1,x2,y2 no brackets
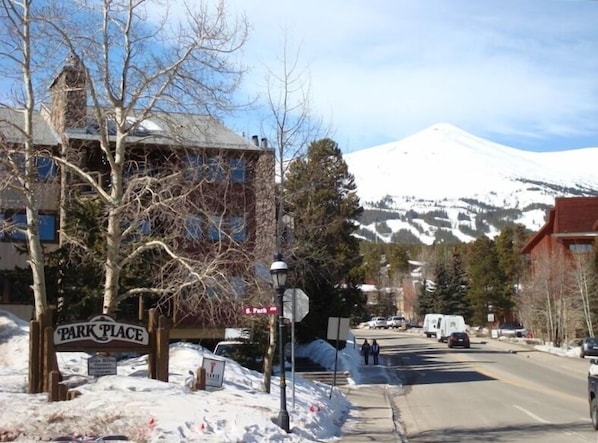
465,344,470,349
448,344,453,348
592,398,598,430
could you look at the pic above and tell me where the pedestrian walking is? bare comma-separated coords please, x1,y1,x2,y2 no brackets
361,339,371,365
371,339,380,365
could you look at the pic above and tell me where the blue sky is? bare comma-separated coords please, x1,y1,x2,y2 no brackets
223,0,598,153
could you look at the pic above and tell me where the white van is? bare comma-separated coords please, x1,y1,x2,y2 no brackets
438,315,466,342
423,313,444,338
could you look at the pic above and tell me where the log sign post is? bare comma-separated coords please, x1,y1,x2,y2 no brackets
53,315,150,378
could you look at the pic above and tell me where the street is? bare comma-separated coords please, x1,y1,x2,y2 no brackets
353,329,594,443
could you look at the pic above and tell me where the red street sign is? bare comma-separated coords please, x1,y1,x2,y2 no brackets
243,306,279,315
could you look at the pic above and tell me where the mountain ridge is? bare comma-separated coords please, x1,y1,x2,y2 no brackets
343,123,598,244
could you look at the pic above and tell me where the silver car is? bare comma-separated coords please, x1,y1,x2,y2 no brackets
368,316,388,329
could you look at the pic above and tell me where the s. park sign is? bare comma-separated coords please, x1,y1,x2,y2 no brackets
53,315,149,352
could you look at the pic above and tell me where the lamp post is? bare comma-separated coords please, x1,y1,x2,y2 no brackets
270,255,289,433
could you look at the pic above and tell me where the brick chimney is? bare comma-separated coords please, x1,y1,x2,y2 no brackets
49,56,87,133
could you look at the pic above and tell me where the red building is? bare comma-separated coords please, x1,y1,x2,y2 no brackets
521,197,598,259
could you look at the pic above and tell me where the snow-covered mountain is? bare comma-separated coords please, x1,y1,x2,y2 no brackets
344,123,598,244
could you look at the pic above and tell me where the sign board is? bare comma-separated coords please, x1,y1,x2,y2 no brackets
487,313,495,322
243,306,278,315
283,288,309,322
54,315,149,350
203,357,226,388
87,355,117,377
327,317,350,341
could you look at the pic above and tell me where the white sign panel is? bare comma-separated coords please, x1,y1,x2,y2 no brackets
54,315,149,346
87,355,117,377
283,288,309,322
203,357,226,388
327,317,350,341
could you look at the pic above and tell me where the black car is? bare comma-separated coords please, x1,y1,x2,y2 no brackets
448,332,470,349
581,337,598,358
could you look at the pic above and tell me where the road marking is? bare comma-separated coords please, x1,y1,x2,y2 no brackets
513,405,551,424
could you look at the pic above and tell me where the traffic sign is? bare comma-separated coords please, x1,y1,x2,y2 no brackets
243,306,278,315
283,288,309,322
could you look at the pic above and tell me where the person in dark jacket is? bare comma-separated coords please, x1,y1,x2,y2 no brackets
371,339,380,365
361,339,371,365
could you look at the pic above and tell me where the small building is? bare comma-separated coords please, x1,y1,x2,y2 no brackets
521,196,598,259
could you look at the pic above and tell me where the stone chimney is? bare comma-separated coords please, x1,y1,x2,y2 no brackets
49,56,87,133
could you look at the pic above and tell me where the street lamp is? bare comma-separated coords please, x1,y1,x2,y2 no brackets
270,254,289,433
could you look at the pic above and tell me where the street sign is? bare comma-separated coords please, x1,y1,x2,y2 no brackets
283,288,309,322
327,317,350,341
243,306,278,315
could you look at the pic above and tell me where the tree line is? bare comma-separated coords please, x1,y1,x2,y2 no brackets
359,226,598,346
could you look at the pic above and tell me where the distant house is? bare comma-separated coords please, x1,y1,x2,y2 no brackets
521,196,598,260
0,62,276,331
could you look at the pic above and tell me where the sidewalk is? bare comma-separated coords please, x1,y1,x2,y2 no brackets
337,383,405,442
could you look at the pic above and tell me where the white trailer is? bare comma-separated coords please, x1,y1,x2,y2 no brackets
423,313,444,338
438,315,466,342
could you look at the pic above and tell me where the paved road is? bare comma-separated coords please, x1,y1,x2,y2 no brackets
384,331,593,443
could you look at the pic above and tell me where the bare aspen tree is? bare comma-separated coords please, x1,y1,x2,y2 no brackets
570,250,596,336
258,34,326,388
0,0,51,319
36,1,249,315
522,247,581,346
1,1,279,329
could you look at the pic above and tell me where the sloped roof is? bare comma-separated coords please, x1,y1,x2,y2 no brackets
0,108,59,146
1,106,264,152
521,197,598,254
65,108,261,151
553,196,598,233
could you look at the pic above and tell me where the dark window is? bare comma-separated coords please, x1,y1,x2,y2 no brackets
230,216,246,242
2,213,56,242
184,155,202,181
208,215,222,241
206,157,224,183
230,159,246,183
39,214,57,242
185,215,203,240
36,157,56,180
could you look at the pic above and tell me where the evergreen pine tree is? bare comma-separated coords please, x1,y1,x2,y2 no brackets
284,138,363,341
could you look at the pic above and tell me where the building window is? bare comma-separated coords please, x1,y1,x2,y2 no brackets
185,215,203,240
36,157,56,181
206,157,224,183
230,158,246,183
230,216,246,242
39,214,57,242
3,213,57,242
184,155,202,181
569,243,592,253
9,213,27,241
208,215,222,241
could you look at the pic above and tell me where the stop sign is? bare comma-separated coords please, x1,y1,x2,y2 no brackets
282,288,309,322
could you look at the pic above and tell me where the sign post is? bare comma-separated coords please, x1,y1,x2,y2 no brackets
282,288,309,409
327,317,350,397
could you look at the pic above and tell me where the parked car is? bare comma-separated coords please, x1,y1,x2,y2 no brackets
581,337,598,358
367,316,388,329
213,340,264,372
447,332,470,348
497,322,528,337
387,316,406,329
